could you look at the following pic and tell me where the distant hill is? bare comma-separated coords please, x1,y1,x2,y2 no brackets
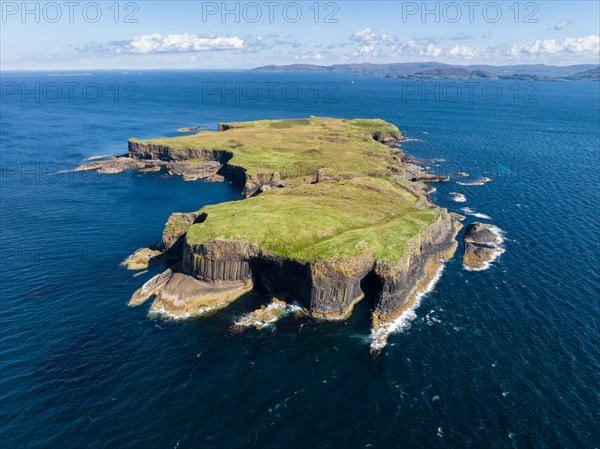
560,67,600,81
388,67,498,80
252,63,600,80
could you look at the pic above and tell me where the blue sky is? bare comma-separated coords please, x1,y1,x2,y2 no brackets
1,1,599,69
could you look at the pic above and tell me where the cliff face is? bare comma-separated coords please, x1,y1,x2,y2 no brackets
128,141,232,163
132,209,461,324
372,210,461,327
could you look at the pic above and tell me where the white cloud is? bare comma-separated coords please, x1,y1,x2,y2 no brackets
507,35,599,56
77,33,244,54
346,27,599,63
447,45,478,59
349,27,399,57
128,34,244,53
421,44,442,58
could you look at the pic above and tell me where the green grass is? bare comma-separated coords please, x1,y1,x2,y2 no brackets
133,117,441,263
131,117,402,181
186,176,439,262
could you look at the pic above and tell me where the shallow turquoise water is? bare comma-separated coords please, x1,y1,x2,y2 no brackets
1,71,598,448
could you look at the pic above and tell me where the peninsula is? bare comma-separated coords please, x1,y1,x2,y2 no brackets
83,118,463,337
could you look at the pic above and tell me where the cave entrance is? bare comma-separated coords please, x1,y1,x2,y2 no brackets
360,269,382,312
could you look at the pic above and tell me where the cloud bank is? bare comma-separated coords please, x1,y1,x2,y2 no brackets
77,33,244,54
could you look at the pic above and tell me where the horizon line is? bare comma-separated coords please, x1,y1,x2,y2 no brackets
2,61,600,72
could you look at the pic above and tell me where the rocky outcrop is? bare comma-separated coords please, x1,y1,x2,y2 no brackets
162,212,204,252
463,243,503,271
148,273,253,318
127,141,232,163
372,210,461,328
463,222,504,271
464,222,502,246
129,239,257,317
121,245,163,270
243,170,284,197
74,156,166,174
450,192,466,202
234,298,289,329
166,160,222,181
217,123,234,132
76,142,234,181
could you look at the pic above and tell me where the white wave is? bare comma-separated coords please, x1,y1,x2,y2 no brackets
370,264,445,351
233,300,306,329
460,207,492,220
457,177,492,186
457,181,485,186
148,305,215,320
470,212,492,219
487,225,505,246
449,192,466,203
287,303,308,315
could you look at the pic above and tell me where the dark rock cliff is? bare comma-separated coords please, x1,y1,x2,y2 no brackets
137,209,461,323
128,141,232,163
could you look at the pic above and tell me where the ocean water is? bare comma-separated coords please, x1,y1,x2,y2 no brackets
0,71,598,448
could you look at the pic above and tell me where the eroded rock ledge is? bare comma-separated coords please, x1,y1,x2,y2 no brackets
112,118,460,334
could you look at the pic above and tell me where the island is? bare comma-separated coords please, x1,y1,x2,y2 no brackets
81,117,464,339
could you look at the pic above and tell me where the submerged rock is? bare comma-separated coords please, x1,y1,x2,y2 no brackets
234,298,289,329
450,192,466,203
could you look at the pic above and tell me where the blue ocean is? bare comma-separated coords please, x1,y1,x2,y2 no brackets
1,71,598,448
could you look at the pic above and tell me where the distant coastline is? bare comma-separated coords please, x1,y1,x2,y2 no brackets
251,62,600,81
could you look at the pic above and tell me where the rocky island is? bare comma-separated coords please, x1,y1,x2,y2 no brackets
463,222,505,271
81,118,464,345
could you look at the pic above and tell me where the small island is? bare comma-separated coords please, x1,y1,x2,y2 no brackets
82,118,464,341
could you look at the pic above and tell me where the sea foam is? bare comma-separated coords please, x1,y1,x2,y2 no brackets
370,264,446,351
460,207,492,220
